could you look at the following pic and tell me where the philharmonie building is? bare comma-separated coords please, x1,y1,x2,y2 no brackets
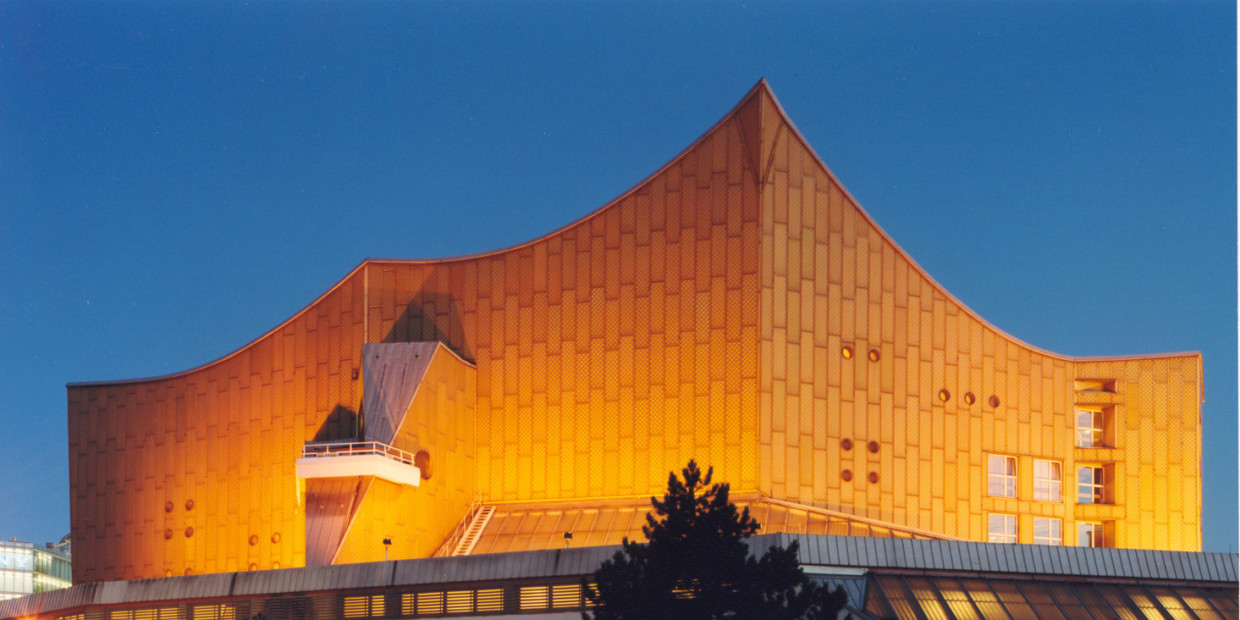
5,82,1235,620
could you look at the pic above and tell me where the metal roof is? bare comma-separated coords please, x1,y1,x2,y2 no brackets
781,534,1237,582
2,535,1234,619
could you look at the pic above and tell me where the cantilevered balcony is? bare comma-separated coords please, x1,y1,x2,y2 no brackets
295,440,422,488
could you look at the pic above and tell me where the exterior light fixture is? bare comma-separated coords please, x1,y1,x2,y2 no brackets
564,532,573,548
383,537,392,561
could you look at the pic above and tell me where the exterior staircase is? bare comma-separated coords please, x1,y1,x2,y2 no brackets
450,505,494,556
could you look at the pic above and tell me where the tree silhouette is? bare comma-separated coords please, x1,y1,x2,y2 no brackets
585,460,847,619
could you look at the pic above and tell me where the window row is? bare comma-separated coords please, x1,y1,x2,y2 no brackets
988,455,1107,504
988,515,1108,547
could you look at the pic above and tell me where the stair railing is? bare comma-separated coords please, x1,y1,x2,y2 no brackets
433,492,486,558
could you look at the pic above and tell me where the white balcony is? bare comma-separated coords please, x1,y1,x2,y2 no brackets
295,440,422,488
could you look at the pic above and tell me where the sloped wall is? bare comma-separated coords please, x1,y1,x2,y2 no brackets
754,88,1201,549
68,273,368,582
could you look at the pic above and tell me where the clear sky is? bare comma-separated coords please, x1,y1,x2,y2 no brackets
1,2,1235,553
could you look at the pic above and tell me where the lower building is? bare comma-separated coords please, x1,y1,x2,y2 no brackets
0,537,71,601
0,535,1234,619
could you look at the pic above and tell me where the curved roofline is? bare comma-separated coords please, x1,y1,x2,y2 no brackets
68,79,1199,389
66,261,370,388
754,82,1201,365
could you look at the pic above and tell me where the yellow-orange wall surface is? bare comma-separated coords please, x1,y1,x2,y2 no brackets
67,82,1201,584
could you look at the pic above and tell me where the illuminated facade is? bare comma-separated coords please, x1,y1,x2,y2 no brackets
67,81,1203,584
0,538,71,601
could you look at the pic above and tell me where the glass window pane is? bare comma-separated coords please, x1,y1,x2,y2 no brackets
1077,522,1104,548
1034,518,1062,545
1043,583,1097,620
1092,584,1143,620
961,579,1011,620
1147,586,1197,620
989,455,1016,497
933,578,981,620
1016,582,1066,620
905,577,951,620
1203,589,1237,614
863,576,897,618
1179,588,1225,620
876,575,919,620
989,514,1016,544
990,582,1037,620
1122,585,1169,620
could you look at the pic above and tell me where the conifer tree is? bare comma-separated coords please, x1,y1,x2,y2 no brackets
585,460,847,619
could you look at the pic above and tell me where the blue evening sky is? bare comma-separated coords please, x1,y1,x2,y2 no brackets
1,2,1235,552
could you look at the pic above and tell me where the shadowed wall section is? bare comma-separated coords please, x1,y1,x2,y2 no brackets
332,343,476,565
66,82,1201,584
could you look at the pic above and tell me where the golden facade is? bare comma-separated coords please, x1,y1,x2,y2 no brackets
67,82,1202,584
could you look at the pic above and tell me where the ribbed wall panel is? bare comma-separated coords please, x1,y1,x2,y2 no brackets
754,88,1201,550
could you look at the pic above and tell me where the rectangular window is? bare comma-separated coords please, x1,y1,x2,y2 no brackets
1077,465,1104,504
520,586,550,610
988,514,1016,543
1076,408,1106,448
1033,460,1062,501
1033,518,1062,545
988,455,1017,497
1078,522,1105,547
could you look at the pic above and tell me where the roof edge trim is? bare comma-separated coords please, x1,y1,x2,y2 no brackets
66,261,371,388
758,85,1194,364
67,80,772,389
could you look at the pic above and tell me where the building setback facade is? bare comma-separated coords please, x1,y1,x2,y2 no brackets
66,81,1203,584
0,538,72,601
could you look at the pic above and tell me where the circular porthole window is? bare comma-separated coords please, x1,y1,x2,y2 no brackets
868,349,880,362
841,438,853,451
842,346,854,359
185,499,194,511
249,535,259,546
271,532,281,544
964,392,976,405
165,501,174,513
988,395,1001,408
938,389,951,403
867,441,880,454
184,527,194,538
868,472,879,484
164,529,173,540
842,469,853,482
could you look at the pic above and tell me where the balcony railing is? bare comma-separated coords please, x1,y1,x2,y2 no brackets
300,440,417,467
296,440,422,487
